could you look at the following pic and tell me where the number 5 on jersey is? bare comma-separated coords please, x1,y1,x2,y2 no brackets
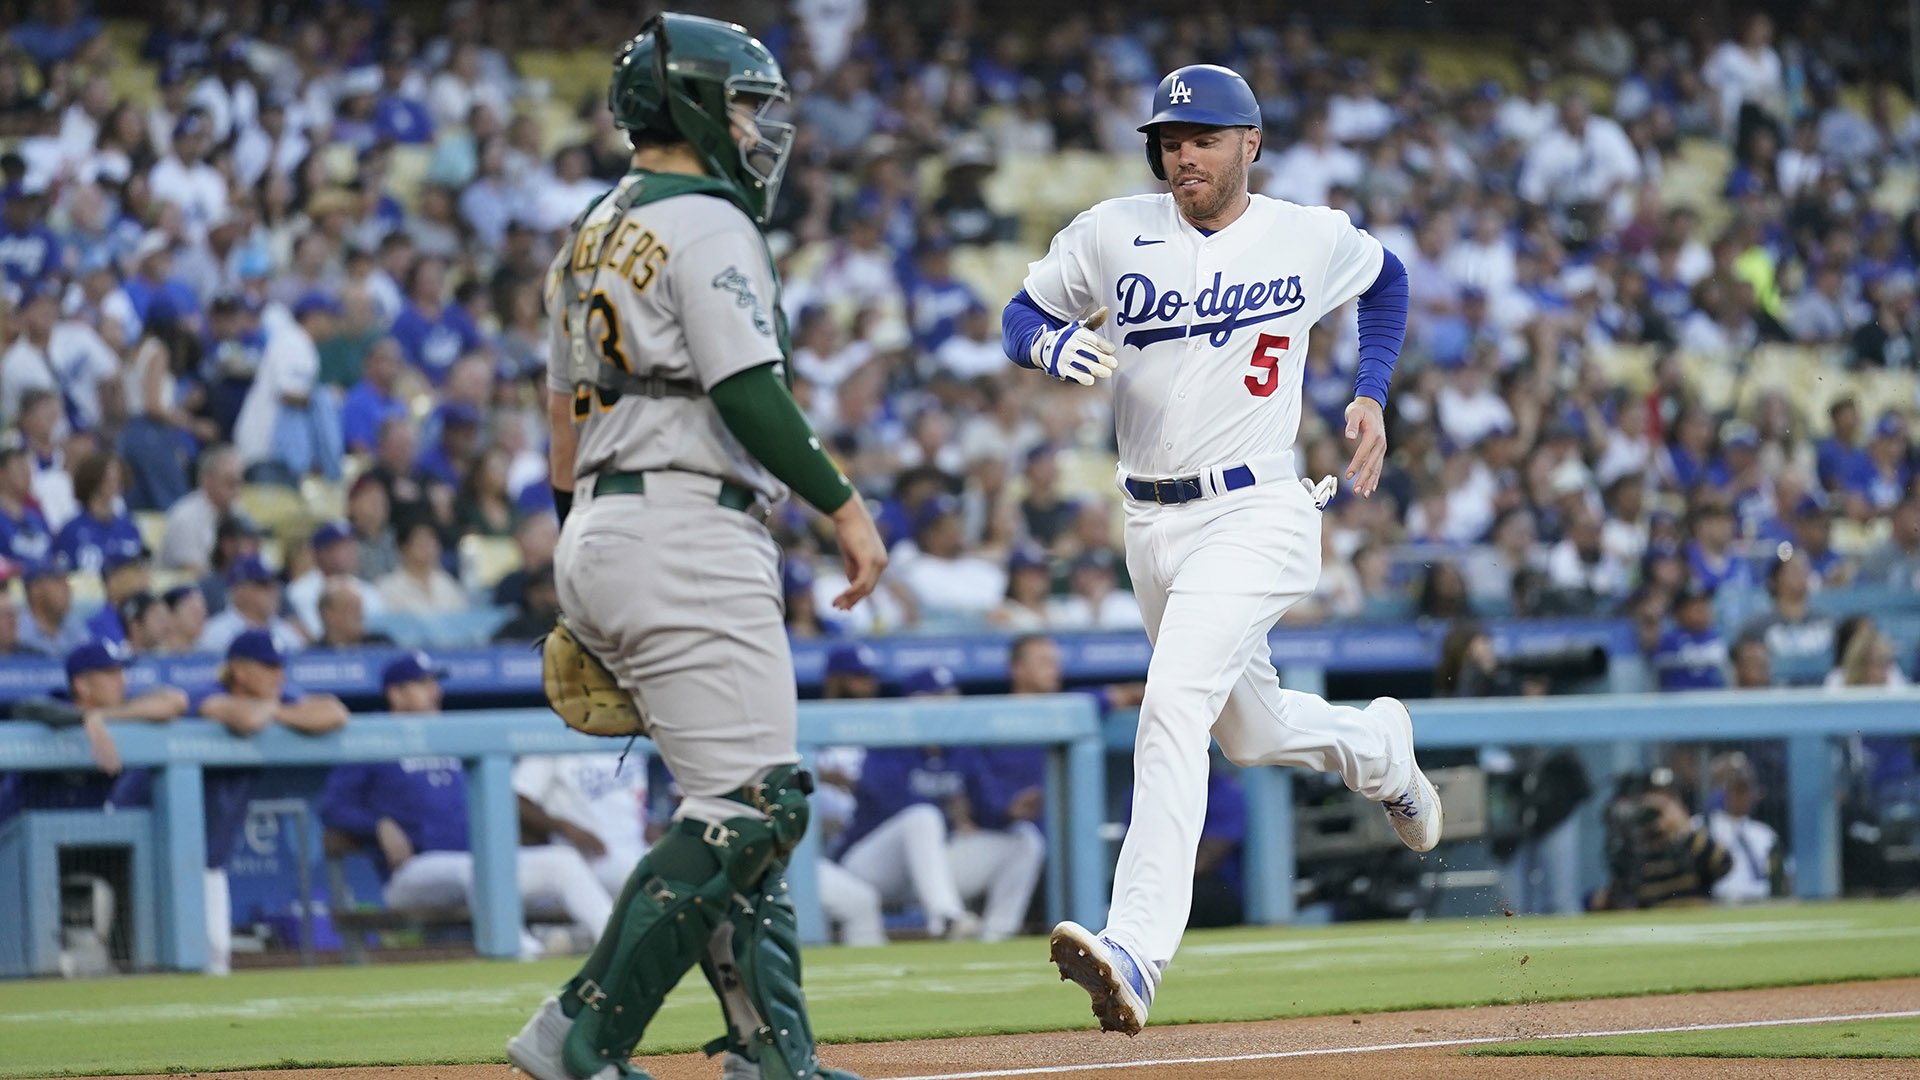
1245,332,1289,397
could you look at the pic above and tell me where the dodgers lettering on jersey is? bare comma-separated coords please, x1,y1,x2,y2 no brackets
1023,193,1384,478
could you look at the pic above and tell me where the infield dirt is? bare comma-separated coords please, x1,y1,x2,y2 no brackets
71,977,1920,1080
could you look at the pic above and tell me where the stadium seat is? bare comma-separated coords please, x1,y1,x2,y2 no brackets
367,607,516,648
133,512,167,553
459,535,522,593
236,484,311,539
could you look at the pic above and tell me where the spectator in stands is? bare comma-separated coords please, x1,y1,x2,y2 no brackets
513,746,649,898
0,446,52,568
377,518,467,616
52,453,140,574
157,445,243,575
1844,414,1914,518
15,389,76,530
113,630,347,974
233,292,345,485
1416,562,1472,620
989,542,1054,630
1517,91,1640,214
417,401,482,490
1683,499,1754,593
389,257,482,383
493,563,557,642
1189,752,1247,928
83,540,152,645
1017,444,1077,550
119,300,204,511
365,417,453,541
287,522,381,639
1,280,118,435
116,592,173,655
0,178,61,288
160,584,205,654
1261,109,1361,207
340,337,409,455
0,587,22,655
199,554,303,656
1047,548,1141,629
0,641,186,825
1741,552,1835,682
316,576,393,649
1826,617,1907,689
1651,584,1730,690
894,494,1006,620
1704,752,1778,903
489,514,558,609
195,514,261,615
18,555,85,656
346,473,401,582
1730,631,1775,689
1544,505,1629,612
320,652,611,959
1789,495,1852,588
1859,497,1920,590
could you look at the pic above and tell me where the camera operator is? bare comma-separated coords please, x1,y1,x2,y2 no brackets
1593,767,1732,910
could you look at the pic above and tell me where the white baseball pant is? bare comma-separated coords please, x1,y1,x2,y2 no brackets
819,859,886,946
383,845,614,941
948,821,1046,941
1105,478,1413,976
839,804,968,935
204,868,230,976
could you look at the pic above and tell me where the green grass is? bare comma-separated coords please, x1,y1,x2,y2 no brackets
1469,1014,1920,1058
1,900,1916,1077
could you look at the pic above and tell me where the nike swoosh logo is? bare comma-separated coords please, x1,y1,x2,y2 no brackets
1133,236,1165,246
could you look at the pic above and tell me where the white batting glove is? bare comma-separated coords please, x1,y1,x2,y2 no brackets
1306,474,1338,510
1031,307,1118,386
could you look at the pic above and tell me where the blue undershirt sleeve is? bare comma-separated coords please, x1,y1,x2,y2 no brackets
1353,248,1408,407
1001,289,1066,369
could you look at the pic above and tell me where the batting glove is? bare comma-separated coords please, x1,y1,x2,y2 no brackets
1031,307,1118,386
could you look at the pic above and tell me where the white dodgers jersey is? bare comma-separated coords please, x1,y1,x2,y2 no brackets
1022,193,1384,479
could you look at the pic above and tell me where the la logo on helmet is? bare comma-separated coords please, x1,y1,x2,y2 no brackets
1168,77,1192,104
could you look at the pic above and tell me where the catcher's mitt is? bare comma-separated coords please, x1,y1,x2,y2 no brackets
541,617,647,737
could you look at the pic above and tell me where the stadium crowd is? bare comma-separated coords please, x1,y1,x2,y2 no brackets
0,0,1915,703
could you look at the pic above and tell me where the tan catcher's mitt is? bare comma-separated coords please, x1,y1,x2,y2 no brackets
542,617,648,736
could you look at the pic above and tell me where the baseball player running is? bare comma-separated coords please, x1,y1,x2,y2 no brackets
1001,64,1441,1035
507,14,883,1080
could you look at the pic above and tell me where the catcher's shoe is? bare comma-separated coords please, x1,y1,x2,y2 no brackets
719,1053,756,1080
1370,697,1443,853
1049,922,1151,1036
507,997,654,1080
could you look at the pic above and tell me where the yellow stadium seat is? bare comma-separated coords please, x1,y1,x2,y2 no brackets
459,534,522,591
237,484,310,538
133,511,167,553
1676,351,1739,412
70,571,105,609
301,475,347,524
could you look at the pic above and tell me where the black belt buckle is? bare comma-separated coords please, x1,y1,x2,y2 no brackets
1153,478,1183,504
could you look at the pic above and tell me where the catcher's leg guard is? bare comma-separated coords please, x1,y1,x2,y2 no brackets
700,864,859,1080
557,809,788,1078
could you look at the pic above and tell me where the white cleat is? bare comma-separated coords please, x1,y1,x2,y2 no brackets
507,996,645,1080
1370,697,1444,853
1048,921,1151,1036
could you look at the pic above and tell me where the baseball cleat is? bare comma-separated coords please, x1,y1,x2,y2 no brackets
1370,697,1443,852
1049,922,1150,1036
506,996,654,1080
719,1052,757,1080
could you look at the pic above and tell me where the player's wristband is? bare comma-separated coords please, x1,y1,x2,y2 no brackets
553,486,573,525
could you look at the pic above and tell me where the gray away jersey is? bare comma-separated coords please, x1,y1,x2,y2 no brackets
546,178,787,502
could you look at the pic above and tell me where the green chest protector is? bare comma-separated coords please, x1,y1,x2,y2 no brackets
561,170,792,406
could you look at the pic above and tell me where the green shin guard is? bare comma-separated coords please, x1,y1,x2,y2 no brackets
558,809,792,1078
700,867,855,1080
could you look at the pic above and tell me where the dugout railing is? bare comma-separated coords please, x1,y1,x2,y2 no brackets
3,689,1918,971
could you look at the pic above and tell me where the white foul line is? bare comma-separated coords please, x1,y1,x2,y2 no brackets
875,1008,1920,1080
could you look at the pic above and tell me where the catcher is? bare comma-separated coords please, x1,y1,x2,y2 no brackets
508,13,886,1080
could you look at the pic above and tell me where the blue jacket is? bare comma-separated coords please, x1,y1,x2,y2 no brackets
319,757,470,879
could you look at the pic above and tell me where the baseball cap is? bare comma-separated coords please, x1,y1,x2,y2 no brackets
437,400,482,428
382,650,446,689
227,628,284,667
1720,420,1760,450
1793,493,1833,519
310,521,353,549
101,539,151,576
912,493,961,535
1008,542,1049,572
162,583,200,608
825,643,880,678
65,639,128,682
1875,413,1907,440
902,665,957,697
225,554,275,586
293,291,341,320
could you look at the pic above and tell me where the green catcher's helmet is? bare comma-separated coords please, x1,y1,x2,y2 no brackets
609,13,794,224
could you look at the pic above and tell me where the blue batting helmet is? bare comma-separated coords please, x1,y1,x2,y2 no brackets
1137,64,1262,180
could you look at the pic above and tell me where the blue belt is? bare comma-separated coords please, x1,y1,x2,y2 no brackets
1123,464,1256,505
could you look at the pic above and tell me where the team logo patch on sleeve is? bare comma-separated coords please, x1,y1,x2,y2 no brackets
712,266,774,337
